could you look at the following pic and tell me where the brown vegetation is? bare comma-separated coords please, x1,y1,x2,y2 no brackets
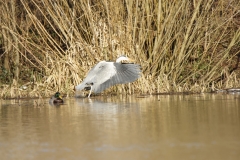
0,0,240,98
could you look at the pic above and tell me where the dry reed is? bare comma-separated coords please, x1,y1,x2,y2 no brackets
0,0,240,98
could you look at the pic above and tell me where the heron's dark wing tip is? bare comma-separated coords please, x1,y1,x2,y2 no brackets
110,63,141,84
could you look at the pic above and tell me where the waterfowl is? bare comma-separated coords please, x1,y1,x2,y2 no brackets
49,92,64,104
75,55,141,98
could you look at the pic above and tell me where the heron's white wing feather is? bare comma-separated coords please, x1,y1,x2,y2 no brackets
75,61,117,92
75,61,141,94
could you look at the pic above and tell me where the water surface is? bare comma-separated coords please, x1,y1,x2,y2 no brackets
0,94,240,160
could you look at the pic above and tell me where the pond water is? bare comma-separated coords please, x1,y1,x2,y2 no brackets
0,93,240,160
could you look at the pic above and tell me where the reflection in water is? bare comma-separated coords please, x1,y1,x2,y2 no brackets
0,94,240,160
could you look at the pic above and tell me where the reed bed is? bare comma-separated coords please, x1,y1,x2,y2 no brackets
0,0,240,98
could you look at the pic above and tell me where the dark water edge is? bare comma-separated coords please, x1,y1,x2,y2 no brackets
3,88,240,100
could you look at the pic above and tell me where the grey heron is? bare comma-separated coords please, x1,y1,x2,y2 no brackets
75,55,141,98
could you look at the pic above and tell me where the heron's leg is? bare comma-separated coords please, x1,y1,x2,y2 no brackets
88,86,92,98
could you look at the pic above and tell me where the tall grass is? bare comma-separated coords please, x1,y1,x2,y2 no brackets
0,0,240,98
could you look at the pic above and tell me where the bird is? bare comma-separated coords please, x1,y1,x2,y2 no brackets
49,92,64,104
75,55,141,98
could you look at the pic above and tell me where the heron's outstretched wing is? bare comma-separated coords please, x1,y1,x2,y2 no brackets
76,61,141,93
75,61,117,92
94,63,141,93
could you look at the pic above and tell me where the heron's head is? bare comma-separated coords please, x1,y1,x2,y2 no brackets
116,55,134,63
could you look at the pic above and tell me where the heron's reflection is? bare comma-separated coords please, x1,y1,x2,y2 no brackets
75,95,140,115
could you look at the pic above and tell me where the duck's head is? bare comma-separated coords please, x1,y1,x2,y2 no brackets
53,92,63,103
54,92,62,98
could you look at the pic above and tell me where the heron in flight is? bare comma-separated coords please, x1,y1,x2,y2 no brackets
75,55,141,98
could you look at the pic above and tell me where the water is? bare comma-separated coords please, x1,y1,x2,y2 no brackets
0,94,240,160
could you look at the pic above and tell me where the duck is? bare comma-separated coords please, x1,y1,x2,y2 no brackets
49,92,64,104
